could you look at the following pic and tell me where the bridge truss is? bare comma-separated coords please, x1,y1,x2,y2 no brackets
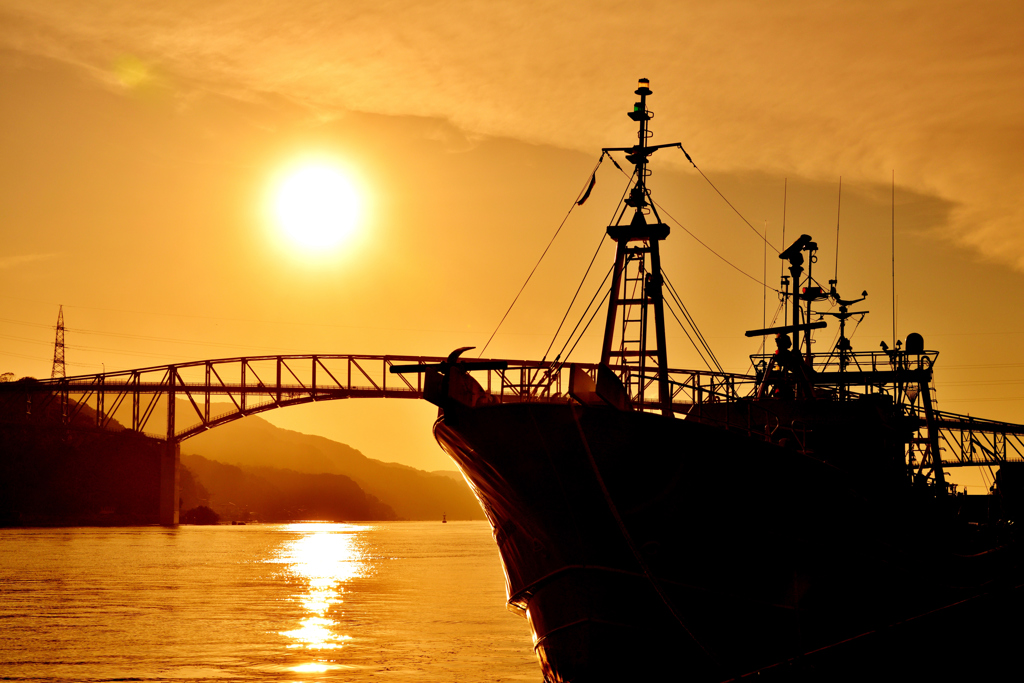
0,354,754,443
925,410,1024,469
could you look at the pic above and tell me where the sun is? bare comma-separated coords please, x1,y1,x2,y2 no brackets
273,163,362,249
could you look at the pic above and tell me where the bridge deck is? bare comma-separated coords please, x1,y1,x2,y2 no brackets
0,354,751,441
3,353,1024,468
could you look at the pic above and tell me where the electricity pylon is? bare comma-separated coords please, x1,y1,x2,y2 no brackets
51,305,66,379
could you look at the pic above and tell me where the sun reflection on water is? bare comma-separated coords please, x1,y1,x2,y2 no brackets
268,523,369,668
290,662,333,673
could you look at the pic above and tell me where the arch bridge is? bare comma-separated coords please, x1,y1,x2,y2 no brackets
0,354,749,525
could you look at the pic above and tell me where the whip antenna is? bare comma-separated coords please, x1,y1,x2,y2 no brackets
892,170,896,346
781,178,788,327
834,176,842,282
763,219,768,354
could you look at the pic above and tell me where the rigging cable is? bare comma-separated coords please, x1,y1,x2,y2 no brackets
555,289,612,371
479,153,606,358
675,146,779,254
661,269,724,373
541,168,638,364
541,232,607,364
550,264,615,369
603,151,781,293
653,199,780,293
662,296,714,372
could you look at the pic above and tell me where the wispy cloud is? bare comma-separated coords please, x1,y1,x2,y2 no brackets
0,1,1021,266
0,253,57,270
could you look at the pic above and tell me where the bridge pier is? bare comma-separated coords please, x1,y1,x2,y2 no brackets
158,441,180,526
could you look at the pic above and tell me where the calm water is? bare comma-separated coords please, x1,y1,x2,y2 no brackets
0,522,539,682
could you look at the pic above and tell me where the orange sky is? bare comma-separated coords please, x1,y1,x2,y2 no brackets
1,1,1023,481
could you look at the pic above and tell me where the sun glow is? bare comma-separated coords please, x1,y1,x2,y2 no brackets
273,163,362,249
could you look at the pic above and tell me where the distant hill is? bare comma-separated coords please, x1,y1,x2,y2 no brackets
181,412,485,520
0,383,167,526
430,470,467,483
182,454,397,522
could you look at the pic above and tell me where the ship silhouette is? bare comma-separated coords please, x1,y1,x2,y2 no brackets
395,80,1024,681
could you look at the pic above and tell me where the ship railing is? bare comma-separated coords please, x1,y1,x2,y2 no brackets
478,363,758,409
659,370,759,406
484,362,1024,469
749,350,939,385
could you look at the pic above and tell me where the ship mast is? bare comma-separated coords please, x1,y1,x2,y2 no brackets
600,79,680,416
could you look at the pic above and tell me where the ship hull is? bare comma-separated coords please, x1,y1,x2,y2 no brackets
434,400,1019,681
